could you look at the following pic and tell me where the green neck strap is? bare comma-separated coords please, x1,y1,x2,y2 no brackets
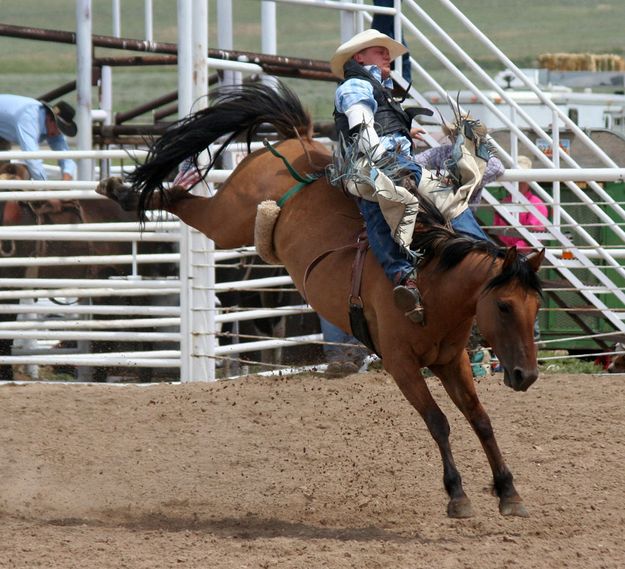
263,139,320,207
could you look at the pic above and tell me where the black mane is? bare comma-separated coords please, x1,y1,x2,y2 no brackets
413,197,542,295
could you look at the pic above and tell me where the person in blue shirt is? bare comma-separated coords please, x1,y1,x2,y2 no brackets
0,94,78,181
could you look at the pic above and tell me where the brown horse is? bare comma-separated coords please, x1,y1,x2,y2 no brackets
97,81,544,518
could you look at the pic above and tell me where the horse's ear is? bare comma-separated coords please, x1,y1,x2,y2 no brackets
525,248,545,273
501,246,518,271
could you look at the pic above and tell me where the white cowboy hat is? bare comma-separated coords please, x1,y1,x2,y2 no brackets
517,155,533,169
330,29,407,79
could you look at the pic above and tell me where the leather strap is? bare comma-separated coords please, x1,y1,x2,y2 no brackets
302,227,379,356
303,242,353,302
349,229,368,304
348,230,379,355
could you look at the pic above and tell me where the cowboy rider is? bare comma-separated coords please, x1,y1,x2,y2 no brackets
331,29,499,324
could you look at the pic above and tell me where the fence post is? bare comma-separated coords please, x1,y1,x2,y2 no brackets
191,0,216,382
261,1,277,55
76,0,93,182
217,0,240,86
177,0,193,382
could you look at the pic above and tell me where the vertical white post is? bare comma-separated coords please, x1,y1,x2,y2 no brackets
76,0,93,182
217,0,240,85
261,1,277,55
192,2,208,107
99,0,120,178
340,0,356,43
509,106,518,163
355,0,364,32
509,105,519,221
178,0,193,381
76,0,94,381
177,0,193,116
101,69,112,127
101,0,120,127
112,0,121,37
260,1,280,89
22,298,39,380
552,108,561,226
190,0,215,382
393,0,402,75
144,0,154,42
131,241,138,277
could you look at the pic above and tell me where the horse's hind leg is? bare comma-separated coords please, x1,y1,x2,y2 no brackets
96,177,140,211
431,358,529,517
96,177,193,213
389,363,474,518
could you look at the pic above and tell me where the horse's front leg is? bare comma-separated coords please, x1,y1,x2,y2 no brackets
388,361,474,518
430,355,529,517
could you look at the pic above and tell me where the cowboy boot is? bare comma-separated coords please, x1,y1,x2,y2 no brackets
393,270,425,324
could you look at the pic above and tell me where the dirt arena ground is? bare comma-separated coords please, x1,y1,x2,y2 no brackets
0,370,624,568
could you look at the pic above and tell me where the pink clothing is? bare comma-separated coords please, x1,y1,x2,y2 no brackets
493,190,548,250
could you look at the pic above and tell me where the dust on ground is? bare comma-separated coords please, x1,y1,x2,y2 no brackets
0,371,624,568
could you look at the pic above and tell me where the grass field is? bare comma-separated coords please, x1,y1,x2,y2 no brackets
1,1,624,120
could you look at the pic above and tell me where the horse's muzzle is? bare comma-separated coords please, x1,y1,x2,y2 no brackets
503,366,539,392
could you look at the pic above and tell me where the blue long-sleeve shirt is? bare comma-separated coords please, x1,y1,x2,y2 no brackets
0,94,77,181
335,64,413,156
335,67,504,205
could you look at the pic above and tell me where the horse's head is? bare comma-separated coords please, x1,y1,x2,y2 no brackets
476,247,544,392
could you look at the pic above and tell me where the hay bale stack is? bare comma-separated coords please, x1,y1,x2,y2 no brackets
538,52,625,72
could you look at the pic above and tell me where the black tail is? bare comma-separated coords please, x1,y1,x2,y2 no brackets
128,80,312,218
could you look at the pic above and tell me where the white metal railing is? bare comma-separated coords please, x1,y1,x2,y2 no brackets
0,141,314,379
380,1,625,338
3,0,624,380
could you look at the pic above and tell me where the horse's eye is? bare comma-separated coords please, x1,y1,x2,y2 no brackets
497,301,511,314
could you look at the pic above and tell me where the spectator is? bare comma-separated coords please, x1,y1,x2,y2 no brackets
371,0,412,83
414,143,505,212
0,95,77,181
493,155,548,251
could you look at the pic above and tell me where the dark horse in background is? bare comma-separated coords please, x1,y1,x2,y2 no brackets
97,81,544,518
0,163,294,381
0,163,176,382
215,255,320,373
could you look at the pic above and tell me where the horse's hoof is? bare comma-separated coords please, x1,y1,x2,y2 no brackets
447,496,474,518
325,361,359,378
96,177,137,211
499,498,529,517
96,176,123,198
